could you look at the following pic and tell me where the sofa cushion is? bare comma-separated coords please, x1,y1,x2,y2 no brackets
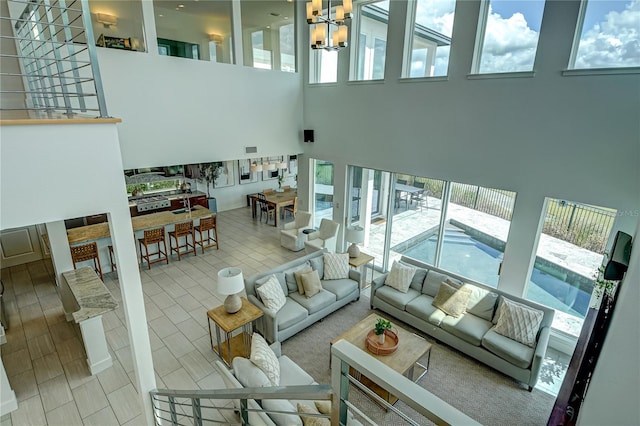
323,253,350,280
256,275,287,313
375,286,421,310
290,290,336,314
278,299,309,331
440,313,493,346
464,284,499,322
232,357,271,388
309,256,324,280
406,295,447,326
262,399,302,426
432,281,472,317
422,270,462,297
322,278,358,300
284,262,312,294
278,355,316,386
493,297,544,347
384,260,416,293
250,333,280,386
293,267,313,295
482,328,535,369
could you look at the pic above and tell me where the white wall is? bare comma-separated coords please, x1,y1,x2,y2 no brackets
578,219,640,425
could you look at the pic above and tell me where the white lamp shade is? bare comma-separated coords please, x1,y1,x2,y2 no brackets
277,161,287,169
265,162,277,171
251,163,263,172
217,267,244,295
346,226,365,244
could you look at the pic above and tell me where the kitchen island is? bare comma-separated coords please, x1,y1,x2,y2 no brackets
67,205,215,271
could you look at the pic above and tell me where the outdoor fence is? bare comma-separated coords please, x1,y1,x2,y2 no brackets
449,183,515,221
543,200,615,254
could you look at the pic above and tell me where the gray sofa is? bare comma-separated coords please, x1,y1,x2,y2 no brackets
371,256,555,390
245,250,360,343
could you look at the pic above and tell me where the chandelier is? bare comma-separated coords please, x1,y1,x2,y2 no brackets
306,0,352,51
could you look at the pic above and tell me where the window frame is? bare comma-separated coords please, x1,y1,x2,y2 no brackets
349,0,390,82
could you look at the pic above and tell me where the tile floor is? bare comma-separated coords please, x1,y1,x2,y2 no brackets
0,206,569,425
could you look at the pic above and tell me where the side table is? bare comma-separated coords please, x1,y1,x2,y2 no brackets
348,252,375,289
207,297,264,366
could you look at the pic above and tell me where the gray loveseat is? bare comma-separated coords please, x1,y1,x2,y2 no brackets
371,256,554,390
245,250,360,343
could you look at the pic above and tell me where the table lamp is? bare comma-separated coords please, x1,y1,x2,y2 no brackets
346,226,365,258
217,267,244,313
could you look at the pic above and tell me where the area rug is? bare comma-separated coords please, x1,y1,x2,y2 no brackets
281,295,556,425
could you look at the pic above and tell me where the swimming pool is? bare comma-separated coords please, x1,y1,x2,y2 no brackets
399,229,591,318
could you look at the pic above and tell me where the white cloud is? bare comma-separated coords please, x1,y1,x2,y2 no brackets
574,0,640,68
479,8,540,73
415,0,456,37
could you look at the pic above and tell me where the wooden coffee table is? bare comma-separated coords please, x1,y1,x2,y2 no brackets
331,313,431,406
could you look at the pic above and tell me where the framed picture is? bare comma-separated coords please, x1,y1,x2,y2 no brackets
238,159,258,185
214,161,236,188
262,156,280,181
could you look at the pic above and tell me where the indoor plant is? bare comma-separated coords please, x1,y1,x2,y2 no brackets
198,162,221,209
591,252,618,309
374,318,392,344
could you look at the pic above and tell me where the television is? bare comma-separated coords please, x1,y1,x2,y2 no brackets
603,231,633,280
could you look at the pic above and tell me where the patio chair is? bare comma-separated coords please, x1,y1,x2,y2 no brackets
411,181,428,210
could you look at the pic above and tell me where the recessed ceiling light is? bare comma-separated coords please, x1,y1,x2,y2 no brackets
284,16,289,19
178,4,185,7
270,12,280,17
267,25,271,29
158,14,164,17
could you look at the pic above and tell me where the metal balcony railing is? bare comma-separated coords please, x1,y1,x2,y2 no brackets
0,0,108,117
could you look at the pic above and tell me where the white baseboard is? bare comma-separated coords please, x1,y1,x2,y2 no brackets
0,390,17,416
87,355,113,375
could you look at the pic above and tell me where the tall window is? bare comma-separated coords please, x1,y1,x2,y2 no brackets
313,160,335,228
570,0,640,69
403,0,456,78
353,1,390,81
526,198,616,337
473,0,545,73
241,0,296,72
152,0,233,63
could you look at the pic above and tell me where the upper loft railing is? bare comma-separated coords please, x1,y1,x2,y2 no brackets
0,0,108,117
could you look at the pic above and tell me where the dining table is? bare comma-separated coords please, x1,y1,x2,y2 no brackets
395,183,423,209
249,189,297,227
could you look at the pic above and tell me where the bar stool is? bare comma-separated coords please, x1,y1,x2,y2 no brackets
194,216,219,253
108,245,116,272
70,242,103,280
169,220,196,261
138,227,169,270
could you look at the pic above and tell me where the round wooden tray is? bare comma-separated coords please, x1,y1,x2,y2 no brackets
365,329,399,355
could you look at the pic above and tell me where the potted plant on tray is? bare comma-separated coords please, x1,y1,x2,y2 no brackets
374,318,392,344
198,162,221,211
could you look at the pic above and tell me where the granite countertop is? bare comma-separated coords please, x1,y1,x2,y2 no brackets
62,267,118,322
67,205,214,245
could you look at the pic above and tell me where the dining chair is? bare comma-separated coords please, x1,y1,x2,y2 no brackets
283,196,298,220
257,193,276,224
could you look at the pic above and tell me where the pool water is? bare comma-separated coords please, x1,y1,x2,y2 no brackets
400,229,590,318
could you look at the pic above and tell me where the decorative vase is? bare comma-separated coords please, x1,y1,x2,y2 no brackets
378,332,385,344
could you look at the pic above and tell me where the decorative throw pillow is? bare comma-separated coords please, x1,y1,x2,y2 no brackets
262,399,302,425
255,275,286,312
323,253,350,280
297,403,330,426
314,400,331,415
284,262,312,294
294,266,313,295
300,269,323,298
431,281,472,317
493,298,544,347
231,357,271,389
384,260,416,293
250,333,280,386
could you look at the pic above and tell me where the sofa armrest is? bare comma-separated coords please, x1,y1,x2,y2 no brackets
528,325,551,390
269,341,282,358
248,294,278,344
348,269,361,283
370,273,388,305
283,221,296,231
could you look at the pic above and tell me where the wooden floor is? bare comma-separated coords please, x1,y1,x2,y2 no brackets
0,207,300,426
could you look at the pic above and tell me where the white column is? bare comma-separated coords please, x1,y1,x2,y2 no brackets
108,209,156,426
0,356,18,415
79,315,112,374
140,0,159,55
361,169,375,248
231,0,244,65
46,221,76,321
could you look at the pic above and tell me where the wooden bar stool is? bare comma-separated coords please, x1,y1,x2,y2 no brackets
108,245,116,272
70,242,103,280
138,227,169,270
194,216,219,253
169,220,196,260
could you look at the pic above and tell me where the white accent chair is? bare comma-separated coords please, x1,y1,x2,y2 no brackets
280,211,313,252
304,218,340,254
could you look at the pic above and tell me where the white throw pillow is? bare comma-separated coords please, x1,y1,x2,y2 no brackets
323,253,350,280
232,357,271,388
384,260,416,293
255,274,286,312
493,298,544,347
250,333,280,386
